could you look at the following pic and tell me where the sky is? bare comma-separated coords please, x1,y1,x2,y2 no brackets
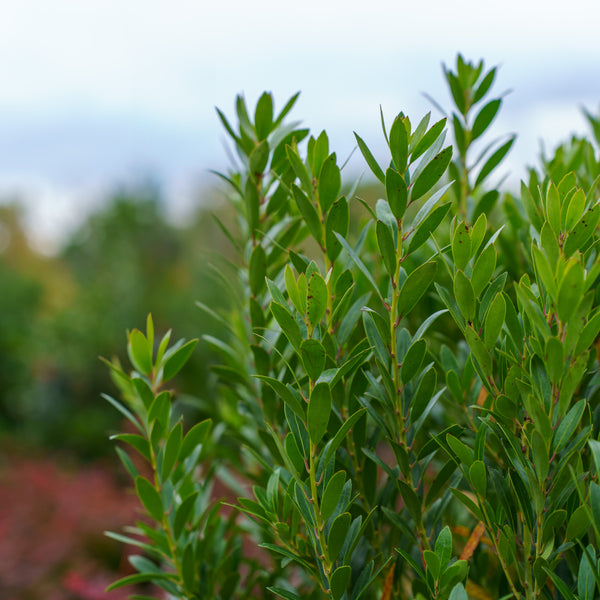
0,0,599,252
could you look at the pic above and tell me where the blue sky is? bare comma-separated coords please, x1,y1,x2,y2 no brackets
1,0,599,251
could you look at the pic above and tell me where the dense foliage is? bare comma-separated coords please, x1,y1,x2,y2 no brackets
106,56,600,600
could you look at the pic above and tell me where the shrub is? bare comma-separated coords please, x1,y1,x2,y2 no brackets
104,55,600,600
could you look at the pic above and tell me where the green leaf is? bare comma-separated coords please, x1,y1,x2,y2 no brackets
454,270,476,323
284,265,303,314
424,550,441,580
163,339,198,382
411,146,453,202
465,324,492,373
575,311,600,356
565,188,586,230
471,99,501,141
411,366,437,423
434,525,453,570
308,382,332,445
475,136,514,188
330,565,351,600
286,144,312,192
552,398,586,453
128,329,153,375
328,512,351,560
446,434,473,467
385,168,408,220
334,232,384,303
179,419,211,461
397,479,422,524
546,182,562,233
469,460,487,497
307,271,328,327
363,310,389,366
106,572,177,592
452,221,472,270
407,202,452,254
161,422,182,482
318,153,341,212
135,476,164,522
321,471,346,523
566,504,591,540
532,244,557,301
267,587,303,600
531,429,549,483
471,244,496,297
271,302,303,352
249,139,270,177
255,375,305,421
325,197,349,262
557,260,584,323
389,115,409,173
401,339,427,384
564,202,600,256
254,92,273,140
354,132,385,184
577,545,596,600
301,338,326,381
292,184,323,245
248,244,267,296
545,337,564,384
483,292,505,349
448,583,468,600
397,261,437,318
323,408,367,465
376,220,397,277
111,433,151,461
413,118,447,163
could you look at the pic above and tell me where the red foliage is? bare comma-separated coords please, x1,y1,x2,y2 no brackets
0,451,143,600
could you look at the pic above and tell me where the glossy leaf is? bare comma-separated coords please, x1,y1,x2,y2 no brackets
397,261,438,318
411,146,453,202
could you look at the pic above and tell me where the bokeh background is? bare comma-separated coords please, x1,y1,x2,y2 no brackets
0,1,599,597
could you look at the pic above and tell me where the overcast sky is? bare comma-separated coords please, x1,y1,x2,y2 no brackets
1,0,599,251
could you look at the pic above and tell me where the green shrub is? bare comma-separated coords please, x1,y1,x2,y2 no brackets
104,55,600,600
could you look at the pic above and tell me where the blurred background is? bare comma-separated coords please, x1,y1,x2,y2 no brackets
0,0,598,598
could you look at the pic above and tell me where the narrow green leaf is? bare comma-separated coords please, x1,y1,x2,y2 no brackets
564,202,600,256
557,260,584,323
452,221,472,270
483,292,505,349
334,232,383,302
546,182,562,233
385,168,408,220
271,302,303,352
308,382,332,445
160,422,182,482
307,271,328,327
446,434,473,467
354,132,385,184
328,512,351,560
135,476,164,522
465,324,492,373
255,375,305,420
179,419,211,461
401,339,427,384
325,197,349,262
321,471,346,523
471,244,496,297
254,92,273,140
471,99,501,141
162,339,198,382
565,188,586,230
397,261,438,318
323,408,367,465
330,565,351,600
248,244,267,296
128,329,152,375
389,115,409,173
412,118,447,163
407,201,452,254
292,184,323,244
318,153,341,212
454,270,476,323
286,145,312,192
411,146,453,202
475,137,514,189
376,220,397,277
435,526,453,570
301,338,326,381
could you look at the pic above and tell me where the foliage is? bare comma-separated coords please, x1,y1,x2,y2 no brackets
106,55,600,600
